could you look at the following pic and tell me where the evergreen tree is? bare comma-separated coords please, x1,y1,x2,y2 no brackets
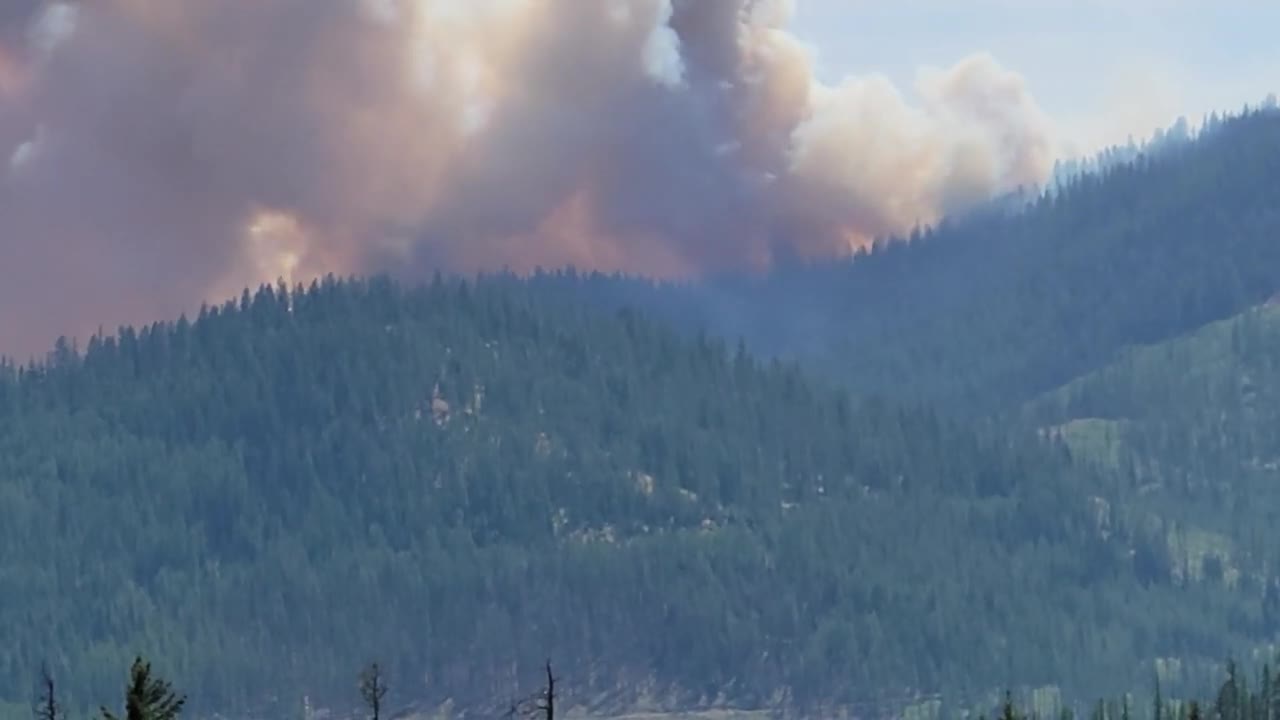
100,657,185,720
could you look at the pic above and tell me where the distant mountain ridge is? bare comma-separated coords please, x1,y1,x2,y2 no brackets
533,104,1280,415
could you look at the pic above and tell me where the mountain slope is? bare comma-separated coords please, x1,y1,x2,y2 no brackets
1027,302,1280,600
536,106,1280,415
0,275,1256,717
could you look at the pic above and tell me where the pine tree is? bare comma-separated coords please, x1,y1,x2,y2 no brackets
1001,691,1020,720
100,657,185,720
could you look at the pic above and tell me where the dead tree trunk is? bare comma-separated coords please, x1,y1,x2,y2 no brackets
542,661,556,720
508,660,558,720
34,663,60,720
359,662,389,720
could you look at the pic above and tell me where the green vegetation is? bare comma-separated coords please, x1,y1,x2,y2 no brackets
551,106,1280,414
22,657,185,720
0,275,1250,716
514,106,1280,714
986,659,1280,720
1027,302,1280,620
8,107,1280,717
99,658,185,720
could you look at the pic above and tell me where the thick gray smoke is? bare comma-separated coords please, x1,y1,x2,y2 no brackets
0,0,1054,355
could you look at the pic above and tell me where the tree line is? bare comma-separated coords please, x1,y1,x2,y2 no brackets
0,275,1274,713
25,656,564,720
25,653,1280,720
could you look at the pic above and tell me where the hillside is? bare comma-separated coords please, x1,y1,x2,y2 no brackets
0,275,1261,717
1027,302,1280,606
538,105,1280,415
6,109,1280,719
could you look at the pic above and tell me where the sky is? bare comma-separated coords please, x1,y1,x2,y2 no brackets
791,0,1280,155
0,0,1277,355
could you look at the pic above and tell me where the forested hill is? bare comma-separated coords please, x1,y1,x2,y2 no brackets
7,107,1280,716
0,276,1251,717
1026,303,1280,610
536,105,1280,415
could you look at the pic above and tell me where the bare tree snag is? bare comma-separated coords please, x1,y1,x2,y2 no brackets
542,661,556,720
359,662,389,720
33,663,60,720
507,660,559,720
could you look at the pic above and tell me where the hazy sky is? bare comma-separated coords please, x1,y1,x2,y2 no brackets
791,0,1280,155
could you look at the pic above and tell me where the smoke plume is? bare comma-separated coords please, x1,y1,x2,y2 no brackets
0,0,1054,355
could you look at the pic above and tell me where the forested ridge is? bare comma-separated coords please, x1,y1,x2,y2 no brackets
8,108,1280,718
542,105,1280,414
0,274,1257,717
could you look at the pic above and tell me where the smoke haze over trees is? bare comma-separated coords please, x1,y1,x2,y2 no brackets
8,4,1280,720
0,0,1055,354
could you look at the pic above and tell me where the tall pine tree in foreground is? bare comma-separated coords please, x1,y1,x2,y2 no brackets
100,657,185,720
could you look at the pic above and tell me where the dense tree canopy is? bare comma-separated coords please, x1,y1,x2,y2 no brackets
0,275,1255,716
1029,304,1280,619
6,105,1280,719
